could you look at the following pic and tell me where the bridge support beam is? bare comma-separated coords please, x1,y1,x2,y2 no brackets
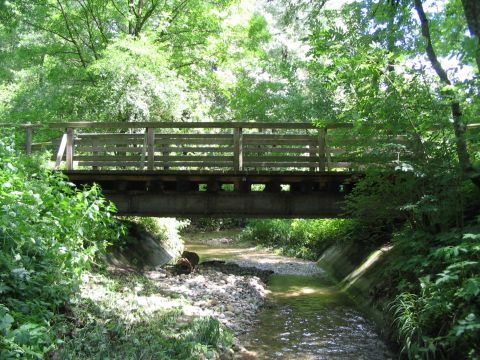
104,192,345,218
64,170,360,218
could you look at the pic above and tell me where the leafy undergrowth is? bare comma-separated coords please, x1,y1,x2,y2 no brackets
54,271,234,360
181,218,247,233
0,139,123,359
239,218,360,260
385,220,480,359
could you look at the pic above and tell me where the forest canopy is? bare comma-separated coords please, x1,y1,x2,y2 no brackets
1,0,478,175
1,0,480,358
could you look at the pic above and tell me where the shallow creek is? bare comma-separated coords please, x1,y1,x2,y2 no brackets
185,232,393,359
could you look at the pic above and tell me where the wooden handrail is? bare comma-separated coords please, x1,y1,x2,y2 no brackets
6,121,470,173
48,121,353,130
1,121,476,130
0,123,42,128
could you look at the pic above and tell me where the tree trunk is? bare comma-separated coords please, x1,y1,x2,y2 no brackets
413,0,480,188
461,0,480,72
128,0,135,35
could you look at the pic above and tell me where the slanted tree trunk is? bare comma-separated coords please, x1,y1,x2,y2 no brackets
461,0,480,72
413,0,480,188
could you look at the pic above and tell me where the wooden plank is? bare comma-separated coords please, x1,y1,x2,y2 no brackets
63,170,358,180
244,155,317,162
154,138,234,145
243,134,317,141
49,122,315,130
243,162,318,167
66,128,74,170
155,134,232,139
309,141,317,172
54,134,68,169
233,127,243,172
157,146,234,152
78,133,145,139
243,147,313,154
154,155,234,161
76,146,145,153
74,156,143,161
243,139,313,145
49,121,354,130
76,138,145,145
25,126,33,155
154,162,233,167
0,123,42,128
467,123,480,129
318,128,326,171
147,127,155,170
77,161,145,168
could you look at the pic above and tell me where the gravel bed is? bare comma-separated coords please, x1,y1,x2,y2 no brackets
144,266,268,335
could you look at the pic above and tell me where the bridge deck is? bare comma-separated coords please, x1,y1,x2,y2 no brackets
65,170,360,218
8,121,381,217
6,121,479,217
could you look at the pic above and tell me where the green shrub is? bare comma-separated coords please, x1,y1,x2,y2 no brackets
186,317,234,349
389,221,480,359
0,138,123,358
56,272,234,360
240,218,355,260
122,217,188,256
183,218,247,232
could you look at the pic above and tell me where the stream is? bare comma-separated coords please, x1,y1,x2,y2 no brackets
185,231,393,359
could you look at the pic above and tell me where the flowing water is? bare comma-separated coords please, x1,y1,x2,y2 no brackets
185,232,393,359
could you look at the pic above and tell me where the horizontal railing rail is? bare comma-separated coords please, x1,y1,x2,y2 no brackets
47,121,353,130
0,123,43,154
2,121,478,173
56,123,343,172
49,122,419,172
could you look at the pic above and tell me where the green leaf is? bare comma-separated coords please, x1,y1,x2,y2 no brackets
0,313,14,332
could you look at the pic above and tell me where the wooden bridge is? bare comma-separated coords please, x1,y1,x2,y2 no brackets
5,121,397,217
7,121,478,217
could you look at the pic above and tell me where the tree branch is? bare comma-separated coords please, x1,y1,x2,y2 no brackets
461,0,480,72
414,0,479,187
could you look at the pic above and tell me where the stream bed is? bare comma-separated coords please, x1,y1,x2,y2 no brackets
185,231,393,359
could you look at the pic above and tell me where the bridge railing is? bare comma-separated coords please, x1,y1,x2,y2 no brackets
48,122,355,172
0,123,43,154
3,121,479,173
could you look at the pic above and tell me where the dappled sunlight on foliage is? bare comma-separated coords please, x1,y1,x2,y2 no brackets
56,271,234,359
1,0,480,357
0,139,123,358
240,218,355,260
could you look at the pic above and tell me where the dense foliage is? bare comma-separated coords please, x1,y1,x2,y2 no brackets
1,0,480,358
348,166,480,358
240,219,355,260
0,138,122,358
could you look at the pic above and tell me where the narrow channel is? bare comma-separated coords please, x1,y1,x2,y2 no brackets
185,230,393,359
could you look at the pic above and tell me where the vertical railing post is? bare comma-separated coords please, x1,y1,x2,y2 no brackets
66,127,74,170
25,124,32,155
233,127,243,172
147,127,155,170
307,130,315,172
318,128,326,171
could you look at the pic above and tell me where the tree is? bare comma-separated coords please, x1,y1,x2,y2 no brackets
413,0,479,187
461,0,480,72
